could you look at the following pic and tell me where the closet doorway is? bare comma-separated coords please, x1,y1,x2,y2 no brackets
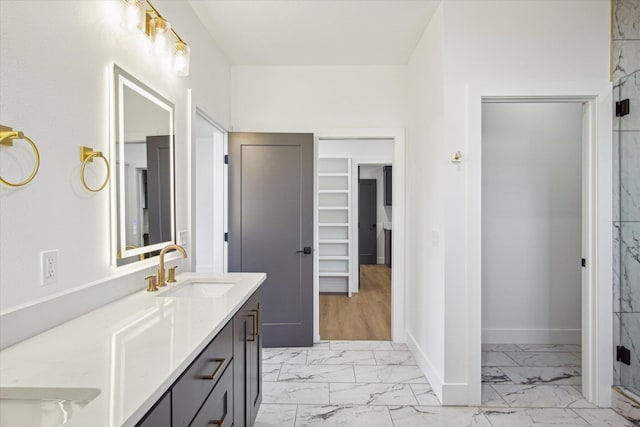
193,109,227,273
316,138,396,341
480,101,587,406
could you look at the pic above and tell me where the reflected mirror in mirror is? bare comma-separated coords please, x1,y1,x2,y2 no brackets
113,65,175,266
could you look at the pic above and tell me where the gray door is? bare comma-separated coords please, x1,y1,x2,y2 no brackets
146,135,172,245
359,179,377,265
228,132,314,347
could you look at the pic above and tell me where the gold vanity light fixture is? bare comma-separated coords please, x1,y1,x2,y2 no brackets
0,125,40,187
80,146,111,193
120,0,191,77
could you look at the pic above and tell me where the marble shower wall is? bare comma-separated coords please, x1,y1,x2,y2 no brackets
613,0,640,394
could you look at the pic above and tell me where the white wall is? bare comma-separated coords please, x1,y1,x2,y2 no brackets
231,66,407,131
405,2,447,400
405,0,610,404
0,0,231,347
359,166,392,264
482,102,583,344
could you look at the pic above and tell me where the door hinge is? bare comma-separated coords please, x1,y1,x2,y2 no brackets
616,99,630,117
224,232,228,242
581,258,586,267
224,154,229,164
617,346,631,365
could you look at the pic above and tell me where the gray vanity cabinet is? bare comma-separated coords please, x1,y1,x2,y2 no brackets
135,287,262,427
136,391,171,427
188,364,233,427
172,322,233,427
233,288,263,427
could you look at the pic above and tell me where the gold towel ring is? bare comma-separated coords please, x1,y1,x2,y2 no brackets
0,126,40,187
80,146,110,193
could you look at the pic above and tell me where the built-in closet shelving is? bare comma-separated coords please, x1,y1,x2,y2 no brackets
317,157,352,295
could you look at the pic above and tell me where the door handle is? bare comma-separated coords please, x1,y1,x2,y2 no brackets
296,247,312,254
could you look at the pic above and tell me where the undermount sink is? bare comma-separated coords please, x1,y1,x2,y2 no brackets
0,387,100,427
158,278,240,299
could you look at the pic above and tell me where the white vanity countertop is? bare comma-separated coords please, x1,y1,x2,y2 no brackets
0,272,266,427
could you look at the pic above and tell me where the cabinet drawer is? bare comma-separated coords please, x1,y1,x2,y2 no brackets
173,321,233,427
136,391,171,427
189,362,234,427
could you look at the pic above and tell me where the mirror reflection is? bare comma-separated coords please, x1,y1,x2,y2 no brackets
114,65,175,266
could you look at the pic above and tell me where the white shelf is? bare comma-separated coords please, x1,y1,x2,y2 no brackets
317,156,352,295
318,173,349,177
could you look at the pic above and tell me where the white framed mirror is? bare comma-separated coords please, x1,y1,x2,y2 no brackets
112,65,175,267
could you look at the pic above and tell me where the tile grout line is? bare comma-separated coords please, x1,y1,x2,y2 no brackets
569,407,595,426
502,351,523,366
490,384,511,407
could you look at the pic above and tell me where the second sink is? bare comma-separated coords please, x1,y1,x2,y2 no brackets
0,387,100,427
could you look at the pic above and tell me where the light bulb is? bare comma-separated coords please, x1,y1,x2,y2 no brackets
150,16,171,54
122,0,144,33
173,41,190,77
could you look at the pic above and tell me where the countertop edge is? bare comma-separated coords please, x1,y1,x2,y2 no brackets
0,272,267,427
122,273,266,427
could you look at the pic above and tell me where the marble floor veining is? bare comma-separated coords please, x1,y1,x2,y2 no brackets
255,340,634,426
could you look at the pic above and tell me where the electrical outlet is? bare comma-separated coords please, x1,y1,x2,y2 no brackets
41,250,58,286
178,230,189,246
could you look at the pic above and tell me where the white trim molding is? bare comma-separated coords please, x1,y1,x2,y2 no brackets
482,328,582,345
465,80,613,407
314,128,406,344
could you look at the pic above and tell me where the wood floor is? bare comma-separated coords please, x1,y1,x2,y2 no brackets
319,264,391,340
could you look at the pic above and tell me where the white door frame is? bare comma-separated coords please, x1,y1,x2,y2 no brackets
465,81,612,406
352,160,393,292
187,90,229,274
313,128,406,343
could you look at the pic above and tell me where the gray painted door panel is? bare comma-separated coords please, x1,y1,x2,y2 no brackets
229,133,313,347
146,135,172,245
359,179,377,265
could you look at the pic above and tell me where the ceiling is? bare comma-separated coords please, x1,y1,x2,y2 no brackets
188,1,440,66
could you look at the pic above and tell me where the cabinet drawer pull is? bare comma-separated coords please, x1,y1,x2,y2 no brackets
208,408,226,426
202,358,225,380
247,312,257,342
247,309,260,341
252,308,260,338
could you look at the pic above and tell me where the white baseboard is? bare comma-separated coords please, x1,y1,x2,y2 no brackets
442,383,471,406
319,283,348,293
482,328,581,344
406,330,471,405
406,330,444,403
377,257,385,264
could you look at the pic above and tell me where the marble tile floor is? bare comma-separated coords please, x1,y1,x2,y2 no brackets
255,341,633,426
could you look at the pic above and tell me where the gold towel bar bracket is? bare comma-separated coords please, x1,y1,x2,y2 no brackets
80,146,110,193
0,125,40,187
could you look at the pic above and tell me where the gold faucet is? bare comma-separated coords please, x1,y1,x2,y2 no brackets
157,244,187,287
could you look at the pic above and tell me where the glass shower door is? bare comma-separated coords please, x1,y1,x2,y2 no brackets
614,69,640,396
